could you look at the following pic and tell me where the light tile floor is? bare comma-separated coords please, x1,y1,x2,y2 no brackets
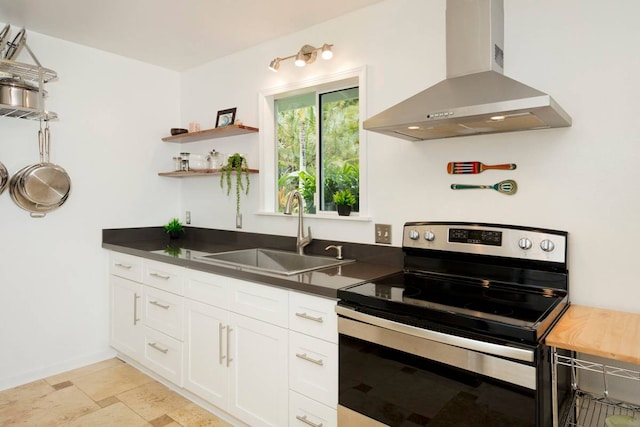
0,358,233,426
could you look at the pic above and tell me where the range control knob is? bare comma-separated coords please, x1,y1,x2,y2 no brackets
540,239,556,252
518,238,533,250
424,231,435,241
409,230,420,240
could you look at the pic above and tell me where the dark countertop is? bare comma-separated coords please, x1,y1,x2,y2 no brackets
102,226,403,299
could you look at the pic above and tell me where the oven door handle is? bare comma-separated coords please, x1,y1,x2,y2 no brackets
336,305,534,363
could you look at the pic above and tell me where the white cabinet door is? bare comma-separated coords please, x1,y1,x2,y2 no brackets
110,275,143,361
184,299,229,409
228,312,289,427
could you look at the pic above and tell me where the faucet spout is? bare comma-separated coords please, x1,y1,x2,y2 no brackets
284,190,312,255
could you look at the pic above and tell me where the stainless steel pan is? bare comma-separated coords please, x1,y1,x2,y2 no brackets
10,125,71,217
4,28,26,61
0,24,10,58
9,164,67,218
20,126,71,205
0,161,8,195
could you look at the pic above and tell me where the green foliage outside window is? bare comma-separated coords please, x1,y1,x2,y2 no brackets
276,86,359,214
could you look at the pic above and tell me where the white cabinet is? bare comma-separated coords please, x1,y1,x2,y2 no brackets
109,253,185,385
288,291,339,426
184,299,229,408
228,311,288,427
110,275,143,361
110,251,340,427
184,270,289,427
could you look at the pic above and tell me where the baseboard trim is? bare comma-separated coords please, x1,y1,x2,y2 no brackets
0,349,116,392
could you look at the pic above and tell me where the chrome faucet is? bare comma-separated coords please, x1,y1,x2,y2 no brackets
284,190,312,255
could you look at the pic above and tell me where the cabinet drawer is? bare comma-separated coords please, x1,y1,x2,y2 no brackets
289,292,338,343
289,390,337,427
228,278,288,328
143,286,184,340
143,326,183,386
184,269,230,308
143,259,184,295
289,331,338,408
110,252,143,282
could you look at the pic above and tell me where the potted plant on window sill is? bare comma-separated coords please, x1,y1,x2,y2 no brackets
333,189,356,216
220,153,250,228
164,217,184,239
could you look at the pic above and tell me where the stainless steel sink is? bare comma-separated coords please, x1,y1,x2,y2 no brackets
195,248,354,276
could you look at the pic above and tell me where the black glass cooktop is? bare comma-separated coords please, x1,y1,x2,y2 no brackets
338,271,568,344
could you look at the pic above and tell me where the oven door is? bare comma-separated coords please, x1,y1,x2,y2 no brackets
337,306,539,427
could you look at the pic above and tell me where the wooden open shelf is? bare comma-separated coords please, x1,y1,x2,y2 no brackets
158,168,259,177
162,124,259,143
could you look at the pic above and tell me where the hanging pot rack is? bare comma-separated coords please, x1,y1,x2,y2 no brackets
0,28,58,121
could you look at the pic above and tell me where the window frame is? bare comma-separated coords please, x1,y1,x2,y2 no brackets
258,66,368,218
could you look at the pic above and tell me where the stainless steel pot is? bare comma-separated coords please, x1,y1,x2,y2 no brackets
0,77,41,109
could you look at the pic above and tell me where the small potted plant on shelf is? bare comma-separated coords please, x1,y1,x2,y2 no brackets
164,217,184,239
220,153,250,227
333,189,356,216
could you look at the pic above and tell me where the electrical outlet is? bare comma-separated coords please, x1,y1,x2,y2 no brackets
375,224,392,244
186,211,191,224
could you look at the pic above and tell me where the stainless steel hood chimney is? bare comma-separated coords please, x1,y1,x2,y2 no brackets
363,0,571,141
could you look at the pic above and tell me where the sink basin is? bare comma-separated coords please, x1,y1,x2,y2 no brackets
195,248,354,276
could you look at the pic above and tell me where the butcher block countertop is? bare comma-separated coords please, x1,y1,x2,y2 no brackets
546,304,640,365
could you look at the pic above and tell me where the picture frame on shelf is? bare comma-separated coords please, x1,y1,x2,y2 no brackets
216,108,237,128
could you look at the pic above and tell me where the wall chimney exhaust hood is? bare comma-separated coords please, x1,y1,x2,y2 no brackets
363,0,571,141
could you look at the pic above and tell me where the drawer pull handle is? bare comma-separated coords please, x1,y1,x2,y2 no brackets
296,353,324,366
148,342,168,354
295,312,323,323
133,293,141,325
226,326,233,367
149,300,170,309
149,272,171,280
115,263,133,269
296,415,323,427
219,323,226,365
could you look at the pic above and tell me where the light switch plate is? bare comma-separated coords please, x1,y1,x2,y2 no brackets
375,224,392,244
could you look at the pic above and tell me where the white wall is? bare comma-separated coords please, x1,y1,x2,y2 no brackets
180,0,640,313
0,30,181,390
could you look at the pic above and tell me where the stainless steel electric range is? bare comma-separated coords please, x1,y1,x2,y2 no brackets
337,222,572,427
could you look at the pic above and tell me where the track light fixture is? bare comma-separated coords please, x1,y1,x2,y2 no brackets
268,43,333,72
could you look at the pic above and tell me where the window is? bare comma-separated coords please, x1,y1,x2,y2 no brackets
259,67,367,217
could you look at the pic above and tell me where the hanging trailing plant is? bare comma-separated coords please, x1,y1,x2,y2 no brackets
220,153,250,214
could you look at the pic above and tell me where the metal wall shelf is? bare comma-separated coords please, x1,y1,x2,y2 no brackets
0,45,58,121
555,354,640,427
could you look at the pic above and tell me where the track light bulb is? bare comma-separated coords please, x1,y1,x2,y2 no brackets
268,58,280,72
321,44,333,60
294,51,306,67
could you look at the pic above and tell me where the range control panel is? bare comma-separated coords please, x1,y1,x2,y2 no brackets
403,222,567,264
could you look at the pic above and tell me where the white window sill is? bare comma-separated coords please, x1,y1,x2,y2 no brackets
256,211,372,222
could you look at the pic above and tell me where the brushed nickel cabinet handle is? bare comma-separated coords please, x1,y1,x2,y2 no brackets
295,312,323,323
296,415,323,427
219,323,226,365
148,342,168,354
149,300,170,309
295,353,324,366
133,293,140,325
149,272,170,280
226,326,233,367
115,262,132,269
